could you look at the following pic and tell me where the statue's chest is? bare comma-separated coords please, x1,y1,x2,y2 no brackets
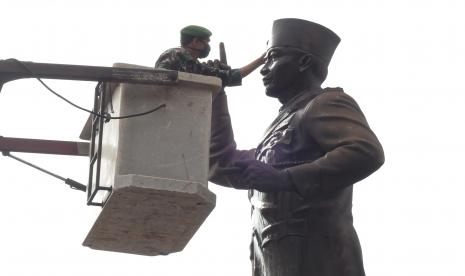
255,108,323,167
255,111,296,165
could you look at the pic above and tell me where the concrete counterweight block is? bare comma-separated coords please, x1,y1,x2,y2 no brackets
82,68,221,256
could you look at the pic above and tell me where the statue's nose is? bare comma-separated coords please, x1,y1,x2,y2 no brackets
260,64,269,76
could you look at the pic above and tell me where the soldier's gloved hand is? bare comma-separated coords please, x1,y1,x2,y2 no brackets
232,160,295,192
205,60,214,68
206,59,231,70
217,60,231,70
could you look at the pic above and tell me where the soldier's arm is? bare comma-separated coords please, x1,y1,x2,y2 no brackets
238,52,266,78
203,53,264,87
224,53,265,87
198,62,242,87
155,50,175,70
286,90,384,198
155,49,192,71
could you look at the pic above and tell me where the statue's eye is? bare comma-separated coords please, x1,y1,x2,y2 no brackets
270,52,280,60
265,49,282,62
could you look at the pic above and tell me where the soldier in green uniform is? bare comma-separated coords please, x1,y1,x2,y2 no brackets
155,25,264,86
208,18,385,276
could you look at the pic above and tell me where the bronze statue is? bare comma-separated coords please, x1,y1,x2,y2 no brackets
209,18,384,276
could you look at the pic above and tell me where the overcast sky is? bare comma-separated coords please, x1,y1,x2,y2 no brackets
1,0,465,275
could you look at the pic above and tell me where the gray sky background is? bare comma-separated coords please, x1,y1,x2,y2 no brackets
1,0,464,275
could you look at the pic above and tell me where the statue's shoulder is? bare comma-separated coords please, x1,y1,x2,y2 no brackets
322,86,344,94
319,87,354,101
308,87,344,103
313,87,363,112
308,87,359,109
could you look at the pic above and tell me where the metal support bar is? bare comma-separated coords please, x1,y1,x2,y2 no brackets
87,82,111,206
2,151,87,192
0,59,178,89
0,136,89,156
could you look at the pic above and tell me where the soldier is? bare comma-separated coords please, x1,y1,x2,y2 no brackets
155,25,264,86
209,18,385,276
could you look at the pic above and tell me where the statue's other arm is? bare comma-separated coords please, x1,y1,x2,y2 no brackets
209,90,255,188
286,91,385,198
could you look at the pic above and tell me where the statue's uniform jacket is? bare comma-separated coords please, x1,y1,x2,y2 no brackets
209,87,384,276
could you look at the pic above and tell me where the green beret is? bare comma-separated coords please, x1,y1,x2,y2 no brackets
180,25,212,38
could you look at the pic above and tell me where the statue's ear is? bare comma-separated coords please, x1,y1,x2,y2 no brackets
298,54,312,72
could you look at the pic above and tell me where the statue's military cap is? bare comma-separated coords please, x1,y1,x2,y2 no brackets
180,25,212,38
270,18,340,65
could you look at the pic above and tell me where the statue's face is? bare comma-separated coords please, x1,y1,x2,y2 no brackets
260,47,302,98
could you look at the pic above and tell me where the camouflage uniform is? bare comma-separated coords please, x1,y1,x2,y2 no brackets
155,47,242,87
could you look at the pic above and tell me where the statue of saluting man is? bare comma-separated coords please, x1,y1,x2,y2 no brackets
209,18,385,276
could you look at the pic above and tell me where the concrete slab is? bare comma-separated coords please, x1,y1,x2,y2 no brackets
83,174,215,256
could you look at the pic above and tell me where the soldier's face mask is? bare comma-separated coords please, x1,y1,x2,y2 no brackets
198,40,211,58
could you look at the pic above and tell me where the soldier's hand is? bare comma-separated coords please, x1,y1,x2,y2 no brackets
233,160,294,192
206,59,231,70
